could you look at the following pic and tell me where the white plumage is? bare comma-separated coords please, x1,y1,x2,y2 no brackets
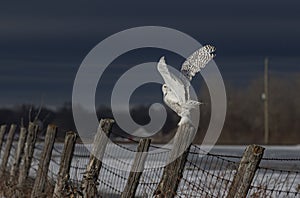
157,45,216,126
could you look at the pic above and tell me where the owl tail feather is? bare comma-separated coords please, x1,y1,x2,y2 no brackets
183,100,201,109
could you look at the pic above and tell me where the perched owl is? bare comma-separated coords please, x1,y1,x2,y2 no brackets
157,45,216,126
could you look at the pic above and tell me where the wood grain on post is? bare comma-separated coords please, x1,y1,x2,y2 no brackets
0,124,17,175
31,124,57,198
53,131,77,198
0,125,7,156
154,123,196,198
18,122,39,186
10,126,28,182
121,138,151,198
81,119,114,198
227,144,265,198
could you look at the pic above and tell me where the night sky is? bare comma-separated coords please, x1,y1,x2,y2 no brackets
1,0,300,108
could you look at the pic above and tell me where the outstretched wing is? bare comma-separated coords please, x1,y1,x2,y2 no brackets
157,56,186,103
181,45,216,81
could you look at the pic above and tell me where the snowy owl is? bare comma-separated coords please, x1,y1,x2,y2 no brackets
157,45,216,126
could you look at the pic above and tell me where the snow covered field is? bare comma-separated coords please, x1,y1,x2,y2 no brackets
4,143,300,197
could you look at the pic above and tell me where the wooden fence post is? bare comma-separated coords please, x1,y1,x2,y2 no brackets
121,138,151,198
18,122,39,187
10,126,28,182
154,123,196,198
227,144,265,198
53,131,77,198
81,119,114,198
31,124,57,198
0,125,7,156
0,124,17,175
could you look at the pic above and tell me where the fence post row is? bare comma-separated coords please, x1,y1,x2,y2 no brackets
0,125,7,157
81,119,114,198
17,122,39,190
10,126,28,182
154,123,196,198
121,138,151,198
31,124,57,198
0,124,17,175
0,121,269,198
53,131,77,198
227,144,265,198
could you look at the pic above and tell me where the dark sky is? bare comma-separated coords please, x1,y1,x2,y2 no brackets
0,0,300,108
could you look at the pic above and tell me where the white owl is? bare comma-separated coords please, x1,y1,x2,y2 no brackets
157,45,216,126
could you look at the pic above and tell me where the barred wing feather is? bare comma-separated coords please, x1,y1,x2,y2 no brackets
181,45,216,81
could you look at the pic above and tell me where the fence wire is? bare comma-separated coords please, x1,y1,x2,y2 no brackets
0,127,299,198
176,145,238,198
248,162,300,197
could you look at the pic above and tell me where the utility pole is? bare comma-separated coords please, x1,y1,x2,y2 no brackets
263,57,269,144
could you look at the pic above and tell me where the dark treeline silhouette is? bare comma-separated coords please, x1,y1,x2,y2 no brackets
0,73,299,144
214,72,300,145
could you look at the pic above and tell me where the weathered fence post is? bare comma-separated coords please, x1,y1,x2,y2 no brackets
81,119,114,198
227,144,265,198
154,123,196,198
10,126,28,182
121,138,151,198
31,124,57,198
0,125,7,156
18,122,39,187
0,124,17,175
0,125,7,143
53,131,77,198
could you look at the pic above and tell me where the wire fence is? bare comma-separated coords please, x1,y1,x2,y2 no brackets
0,124,299,197
248,159,300,197
176,145,239,197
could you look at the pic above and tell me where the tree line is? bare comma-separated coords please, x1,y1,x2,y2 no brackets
0,73,299,144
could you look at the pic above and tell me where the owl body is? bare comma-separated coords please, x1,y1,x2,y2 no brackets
162,82,201,125
157,45,215,126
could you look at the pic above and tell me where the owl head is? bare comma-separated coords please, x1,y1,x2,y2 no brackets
162,84,168,95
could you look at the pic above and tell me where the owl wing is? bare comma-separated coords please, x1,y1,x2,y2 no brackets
157,56,186,104
181,45,216,81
